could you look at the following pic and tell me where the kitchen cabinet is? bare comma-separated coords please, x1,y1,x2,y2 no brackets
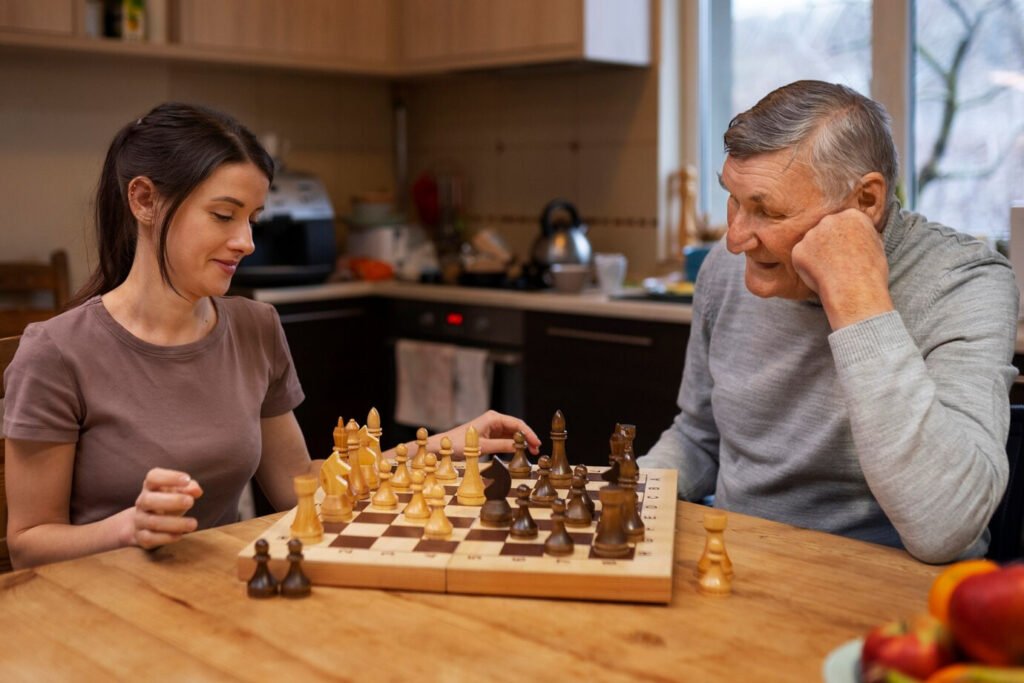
524,311,687,466
0,0,73,35
177,0,396,70
399,0,650,72
274,298,389,458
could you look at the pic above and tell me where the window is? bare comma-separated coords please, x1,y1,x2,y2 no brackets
696,0,1024,243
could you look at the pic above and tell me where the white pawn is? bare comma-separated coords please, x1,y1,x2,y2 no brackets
423,485,453,540
403,469,430,520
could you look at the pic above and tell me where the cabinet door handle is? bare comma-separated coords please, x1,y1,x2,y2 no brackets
544,326,653,347
278,309,365,324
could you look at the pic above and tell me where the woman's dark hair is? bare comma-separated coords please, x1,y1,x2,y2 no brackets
68,102,274,308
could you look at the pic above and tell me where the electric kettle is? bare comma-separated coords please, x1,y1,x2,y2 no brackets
530,199,593,267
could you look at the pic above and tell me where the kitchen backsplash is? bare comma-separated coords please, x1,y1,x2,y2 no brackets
403,66,660,277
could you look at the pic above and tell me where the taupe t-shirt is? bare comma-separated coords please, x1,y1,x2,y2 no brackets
3,296,304,529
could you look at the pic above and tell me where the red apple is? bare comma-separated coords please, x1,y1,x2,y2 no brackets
862,613,957,683
948,564,1024,666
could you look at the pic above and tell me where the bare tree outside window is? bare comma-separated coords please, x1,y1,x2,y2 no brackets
915,0,1024,243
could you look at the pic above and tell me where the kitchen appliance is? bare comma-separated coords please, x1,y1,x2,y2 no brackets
384,299,524,443
529,199,593,287
233,170,337,287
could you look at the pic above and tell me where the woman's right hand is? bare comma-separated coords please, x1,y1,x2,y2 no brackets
125,468,204,549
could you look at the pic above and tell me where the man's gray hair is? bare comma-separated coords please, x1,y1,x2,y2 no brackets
724,80,899,205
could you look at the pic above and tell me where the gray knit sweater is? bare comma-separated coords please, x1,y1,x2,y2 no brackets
638,206,1019,563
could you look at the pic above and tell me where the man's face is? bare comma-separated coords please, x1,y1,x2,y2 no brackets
722,150,842,300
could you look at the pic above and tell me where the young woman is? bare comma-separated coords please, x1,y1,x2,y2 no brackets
3,103,539,570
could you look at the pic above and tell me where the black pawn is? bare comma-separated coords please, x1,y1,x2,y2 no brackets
574,464,596,517
510,484,538,538
280,538,312,598
544,498,574,557
530,455,557,506
247,538,278,598
564,472,593,528
508,431,532,479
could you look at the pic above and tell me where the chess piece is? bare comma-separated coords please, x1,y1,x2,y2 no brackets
319,449,352,509
366,407,384,461
403,469,430,520
435,436,458,481
696,510,734,579
331,416,347,456
564,472,593,528
544,498,574,557
345,420,369,500
602,430,625,484
423,452,440,498
456,426,486,506
508,431,531,479
422,485,453,540
574,465,596,518
320,464,354,523
359,431,380,490
371,451,398,510
246,538,278,598
289,474,323,545
411,427,429,470
510,484,538,539
593,485,630,558
280,538,312,598
548,410,572,488
391,443,412,491
620,424,637,461
480,454,513,527
618,454,645,543
530,455,557,506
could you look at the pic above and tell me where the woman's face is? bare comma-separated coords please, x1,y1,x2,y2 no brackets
161,162,268,301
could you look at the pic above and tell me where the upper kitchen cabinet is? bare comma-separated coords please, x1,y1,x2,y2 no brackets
177,0,397,73
0,0,73,35
398,0,650,73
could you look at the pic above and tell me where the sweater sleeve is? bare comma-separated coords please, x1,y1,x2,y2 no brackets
829,261,1019,563
638,261,721,501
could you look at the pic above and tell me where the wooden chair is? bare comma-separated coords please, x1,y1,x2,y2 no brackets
987,404,1024,561
0,335,19,572
0,250,70,338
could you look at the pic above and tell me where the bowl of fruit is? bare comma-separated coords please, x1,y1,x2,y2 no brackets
825,560,1024,682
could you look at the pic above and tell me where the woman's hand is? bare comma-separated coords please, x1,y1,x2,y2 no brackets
439,410,542,456
124,468,204,549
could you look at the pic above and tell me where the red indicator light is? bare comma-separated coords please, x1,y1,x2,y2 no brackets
446,312,464,326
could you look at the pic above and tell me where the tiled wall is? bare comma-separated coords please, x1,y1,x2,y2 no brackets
403,65,660,278
0,52,394,290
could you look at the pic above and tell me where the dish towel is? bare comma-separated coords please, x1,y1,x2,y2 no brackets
394,340,493,431
452,346,492,425
395,339,456,432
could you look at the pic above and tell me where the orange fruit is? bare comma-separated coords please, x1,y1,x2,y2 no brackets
928,559,999,625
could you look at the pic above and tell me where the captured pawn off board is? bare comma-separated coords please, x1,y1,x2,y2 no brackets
238,409,679,604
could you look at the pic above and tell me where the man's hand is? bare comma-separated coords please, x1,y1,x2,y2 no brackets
792,208,894,330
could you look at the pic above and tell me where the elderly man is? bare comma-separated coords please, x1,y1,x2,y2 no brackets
638,80,1018,563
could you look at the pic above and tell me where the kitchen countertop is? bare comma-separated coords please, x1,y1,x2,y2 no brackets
244,280,1024,354
245,281,695,324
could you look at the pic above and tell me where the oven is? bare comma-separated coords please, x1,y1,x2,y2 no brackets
384,298,524,443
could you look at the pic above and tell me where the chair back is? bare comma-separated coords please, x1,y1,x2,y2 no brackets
0,250,70,338
0,335,19,572
988,404,1024,562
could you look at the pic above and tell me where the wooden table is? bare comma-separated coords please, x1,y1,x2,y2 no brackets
0,502,941,682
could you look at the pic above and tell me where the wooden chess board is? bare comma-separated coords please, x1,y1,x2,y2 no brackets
237,464,678,603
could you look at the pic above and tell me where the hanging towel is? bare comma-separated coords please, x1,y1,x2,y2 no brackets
395,339,456,431
453,346,492,425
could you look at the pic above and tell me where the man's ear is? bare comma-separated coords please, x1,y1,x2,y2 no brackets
853,172,887,231
127,176,158,227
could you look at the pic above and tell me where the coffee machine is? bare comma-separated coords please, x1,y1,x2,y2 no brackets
233,170,337,287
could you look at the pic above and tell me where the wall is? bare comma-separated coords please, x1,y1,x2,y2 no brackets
0,50,394,291
402,63,660,278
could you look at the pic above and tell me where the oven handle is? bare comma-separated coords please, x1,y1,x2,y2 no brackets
544,326,653,347
386,338,522,367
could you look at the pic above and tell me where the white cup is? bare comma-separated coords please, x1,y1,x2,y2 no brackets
594,253,627,295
